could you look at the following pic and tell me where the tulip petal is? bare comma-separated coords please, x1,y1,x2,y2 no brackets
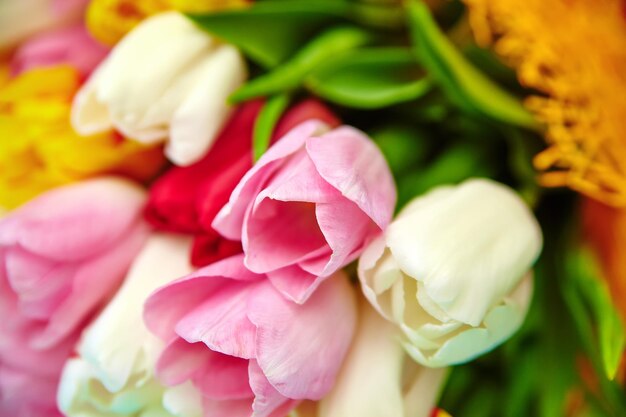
159,340,253,402
306,126,396,230
162,382,203,417
167,44,247,166
78,234,193,392
0,178,145,262
4,247,75,319
84,13,215,139
157,339,210,387
144,254,262,341
249,360,297,417
315,198,375,276
31,221,149,349
244,199,327,274
247,273,357,400
404,274,533,367
386,179,542,326
266,264,321,304
213,120,329,240
203,398,252,417
319,301,406,417
175,280,259,359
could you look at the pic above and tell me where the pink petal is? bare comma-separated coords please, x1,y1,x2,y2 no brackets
314,199,377,276
158,339,253,400
31,221,149,349
195,353,253,400
249,360,296,417
266,265,321,305
203,398,252,417
0,178,146,262
306,127,396,230
244,200,326,274
213,121,328,240
175,280,260,359
247,273,357,400
12,25,108,77
144,255,262,341
157,339,210,387
0,365,62,417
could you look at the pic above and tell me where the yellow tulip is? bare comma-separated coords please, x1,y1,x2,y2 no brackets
86,0,249,46
0,66,165,209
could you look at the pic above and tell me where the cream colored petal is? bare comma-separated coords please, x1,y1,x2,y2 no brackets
358,236,396,320
403,367,448,417
405,273,533,367
78,234,193,392
162,382,203,417
166,44,247,166
72,62,116,137
74,12,214,142
387,179,542,326
319,301,406,417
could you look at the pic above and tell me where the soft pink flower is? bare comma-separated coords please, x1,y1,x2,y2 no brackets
0,178,149,416
11,25,108,78
212,122,396,303
144,254,357,417
0,0,89,51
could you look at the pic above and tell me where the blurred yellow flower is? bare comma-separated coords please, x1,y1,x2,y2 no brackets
464,0,626,206
87,0,249,45
0,66,164,208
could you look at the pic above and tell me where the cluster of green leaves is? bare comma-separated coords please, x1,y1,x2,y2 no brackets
189,1,626,416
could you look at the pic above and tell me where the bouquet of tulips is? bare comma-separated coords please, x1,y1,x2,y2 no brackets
1,0,625,416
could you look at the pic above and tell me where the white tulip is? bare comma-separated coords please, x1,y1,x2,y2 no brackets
72,11,247,166
359,179,542,367
57,234,202,417
319,300,447,417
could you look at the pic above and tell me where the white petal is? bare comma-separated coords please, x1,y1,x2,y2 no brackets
319,301,406,417
72,62,115,136
73,12,215,142
358,236,397,321
402,367,448,417
166,44,247,166
405,273,533,367
387,179,542,326
78,234,193,392
162,382,203,417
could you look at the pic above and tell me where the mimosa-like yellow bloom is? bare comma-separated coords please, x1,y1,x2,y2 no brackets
464,0,626,205
0,66,165,208
86,0,249,45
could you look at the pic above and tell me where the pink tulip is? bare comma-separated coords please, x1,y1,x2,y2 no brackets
212,122,396,303
144,98,340,268
11,25,108,78
0,178,149,416
144,255,357,417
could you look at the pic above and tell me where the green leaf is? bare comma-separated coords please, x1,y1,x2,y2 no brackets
188,0,403,69
306,48,432,108
565,248,626,381
187,1,350,68
230,26,373,103
370,124,431,175
406,0,538,129
253,94,290,161
396,141,495,207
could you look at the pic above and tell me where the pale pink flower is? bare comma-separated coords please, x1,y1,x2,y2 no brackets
0,178,149,416
213,121,396,303
11,25,108,78
144,254,357,417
